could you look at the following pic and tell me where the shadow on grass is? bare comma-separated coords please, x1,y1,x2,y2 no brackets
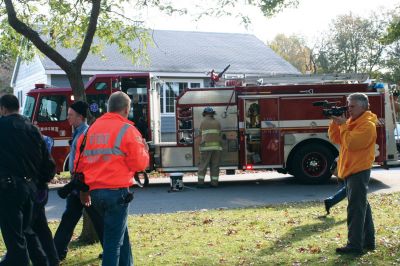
259,216,347,257
62,257,100,266
69,238,100,249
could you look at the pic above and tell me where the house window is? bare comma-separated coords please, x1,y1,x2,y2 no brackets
160,81,202,114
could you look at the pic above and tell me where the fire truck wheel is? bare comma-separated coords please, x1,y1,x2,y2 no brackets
291,144,334,184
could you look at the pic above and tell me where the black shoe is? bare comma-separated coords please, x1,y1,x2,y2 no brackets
336,246,363,255
324,200,331,215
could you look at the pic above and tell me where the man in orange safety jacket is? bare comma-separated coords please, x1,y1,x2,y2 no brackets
75,91,149,266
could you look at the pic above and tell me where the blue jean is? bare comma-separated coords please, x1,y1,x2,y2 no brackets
325,184,347,208
90,188,133,266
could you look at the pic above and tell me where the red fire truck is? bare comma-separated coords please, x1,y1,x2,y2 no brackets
23,73,399,183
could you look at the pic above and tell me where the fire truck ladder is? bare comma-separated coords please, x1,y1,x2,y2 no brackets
225,73,370,86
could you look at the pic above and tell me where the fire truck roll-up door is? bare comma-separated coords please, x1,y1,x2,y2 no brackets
157,89,239,173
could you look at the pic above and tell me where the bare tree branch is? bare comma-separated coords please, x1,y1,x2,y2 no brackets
75,0,101,67
4,0,70,70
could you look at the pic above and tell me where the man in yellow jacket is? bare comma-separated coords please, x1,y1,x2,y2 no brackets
328,93,377,255
197,107,222,188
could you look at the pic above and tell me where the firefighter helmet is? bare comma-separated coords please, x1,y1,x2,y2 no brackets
202,106,215,116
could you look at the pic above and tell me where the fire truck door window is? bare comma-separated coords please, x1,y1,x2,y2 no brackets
23,96,35,120
95,82,108,90
246,101,260,128
127,90,148,140
86,94,108,119
37,95,67,122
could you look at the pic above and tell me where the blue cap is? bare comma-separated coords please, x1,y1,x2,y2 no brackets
203,106,215,114
374,83,384,89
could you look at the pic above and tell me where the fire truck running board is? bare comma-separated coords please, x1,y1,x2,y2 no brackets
383,160,400,166
159,166,238,173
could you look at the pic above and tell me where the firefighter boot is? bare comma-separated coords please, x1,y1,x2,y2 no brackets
210,177,219,188
197,176,207,188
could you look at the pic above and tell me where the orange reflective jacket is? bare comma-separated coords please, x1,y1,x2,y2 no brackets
328,111,377,179
74,113,149,191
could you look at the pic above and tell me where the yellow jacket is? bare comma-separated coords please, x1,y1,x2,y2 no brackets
199,116,222,151
328,111,377,179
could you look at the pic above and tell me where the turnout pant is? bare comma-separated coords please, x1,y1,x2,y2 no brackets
345,169,375,250
0,179,33,266
197,150,221,182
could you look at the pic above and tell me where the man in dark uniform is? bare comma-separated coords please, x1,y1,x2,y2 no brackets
0,94,56,266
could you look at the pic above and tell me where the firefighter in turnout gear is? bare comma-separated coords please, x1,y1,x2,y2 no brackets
197,107,222,188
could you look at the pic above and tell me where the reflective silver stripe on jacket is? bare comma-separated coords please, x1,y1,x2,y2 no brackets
201,129,221,135
83,124,131,157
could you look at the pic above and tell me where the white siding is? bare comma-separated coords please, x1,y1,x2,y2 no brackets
12,56,47,110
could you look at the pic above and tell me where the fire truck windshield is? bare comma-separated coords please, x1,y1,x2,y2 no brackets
23,96,35,120
37,95,67,122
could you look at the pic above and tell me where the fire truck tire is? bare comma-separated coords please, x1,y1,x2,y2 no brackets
291,144,334,184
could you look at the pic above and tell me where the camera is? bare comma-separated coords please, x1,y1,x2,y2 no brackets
313,100,348,117
57,172,89,199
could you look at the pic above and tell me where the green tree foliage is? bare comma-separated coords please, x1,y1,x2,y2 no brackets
269,34,315,73
382,6,400,44
379,41,400,84
314,13,389,75
0,0,155,100
0,0,297,100
0,45,14,94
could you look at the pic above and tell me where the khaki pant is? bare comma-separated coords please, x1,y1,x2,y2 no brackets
197,150,221,182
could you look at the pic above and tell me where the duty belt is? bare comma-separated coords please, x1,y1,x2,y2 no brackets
0,176,31,189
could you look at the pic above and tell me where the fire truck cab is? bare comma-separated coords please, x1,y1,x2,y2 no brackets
24,73,160,173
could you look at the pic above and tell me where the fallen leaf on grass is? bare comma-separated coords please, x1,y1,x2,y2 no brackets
203,218,213,224
226,228,238,236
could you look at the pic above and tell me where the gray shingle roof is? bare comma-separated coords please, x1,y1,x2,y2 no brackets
41,30,300,75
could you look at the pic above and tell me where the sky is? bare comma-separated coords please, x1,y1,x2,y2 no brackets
142,0,399,45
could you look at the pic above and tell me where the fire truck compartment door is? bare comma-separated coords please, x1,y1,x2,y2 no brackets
161,146,193,167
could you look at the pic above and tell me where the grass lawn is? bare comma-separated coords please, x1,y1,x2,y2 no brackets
1,192,399,265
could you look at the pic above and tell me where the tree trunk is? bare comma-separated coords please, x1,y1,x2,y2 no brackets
79,210,100,244
66,64,86,101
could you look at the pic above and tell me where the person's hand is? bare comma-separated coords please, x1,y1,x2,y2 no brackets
331,115,346,125
80,191,91,207
142,139,149,151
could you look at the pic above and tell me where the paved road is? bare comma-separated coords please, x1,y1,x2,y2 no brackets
45,168,400,220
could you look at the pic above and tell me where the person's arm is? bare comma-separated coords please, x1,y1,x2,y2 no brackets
123,127,149,173
36,130,56,184
73,134,85,173
339,121,376,151
328,120,341,145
